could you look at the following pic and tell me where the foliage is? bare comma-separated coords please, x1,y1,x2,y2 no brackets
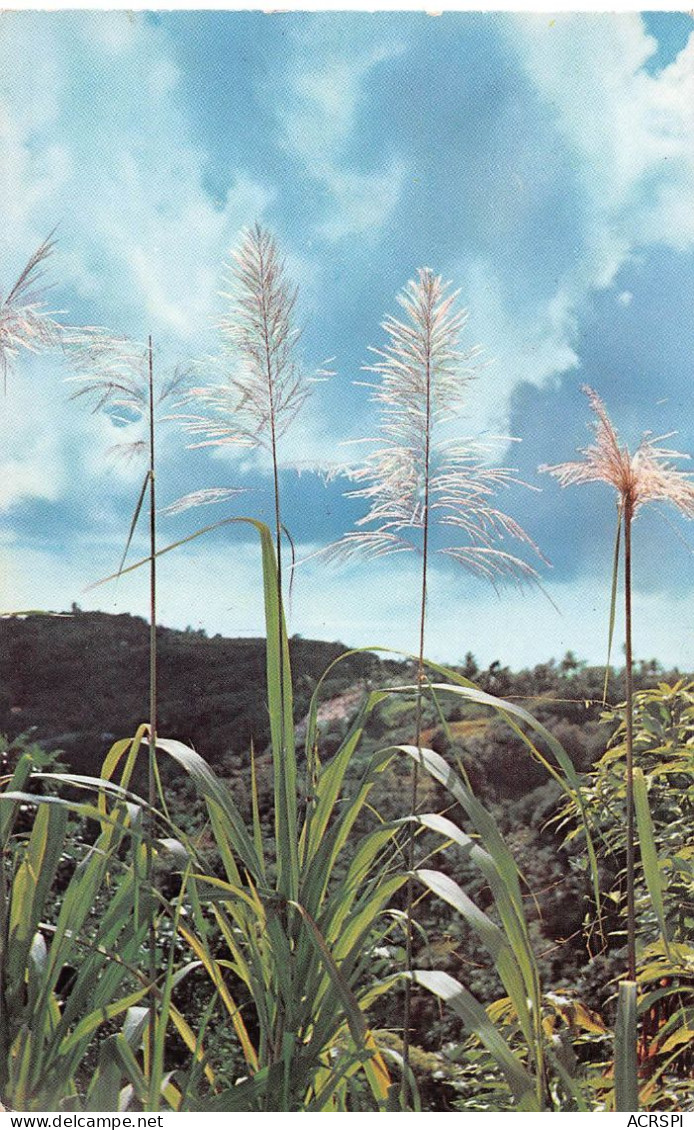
0,611,376,775
0,523,407,1112
565,682,694,950
0,730,171,1109
561,682,694,1107
3,232,694,1115
149,520,405,1111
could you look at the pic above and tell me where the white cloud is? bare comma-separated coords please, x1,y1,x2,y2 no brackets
445,14,694,439
4,457,693,667
280,24,407,242
505,14,694,281
291,551,694,671
2,10,693,667
0,10,278,529
453,259,580,442
0,355,70,511
0,12,271,349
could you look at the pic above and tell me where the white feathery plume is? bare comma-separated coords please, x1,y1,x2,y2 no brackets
334,267,542,1099
65,328,190,466
542,384,694,986
0,232,62,391
182,223,309,456
329,268,540,586
173,224,316,522
541,385,694,520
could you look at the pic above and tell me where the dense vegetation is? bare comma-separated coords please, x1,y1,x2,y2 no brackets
1,228,693,1113
2,610,692,1110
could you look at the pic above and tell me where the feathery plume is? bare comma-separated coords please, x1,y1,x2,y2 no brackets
65,328,189,463
336,267,541,1106
330,268,540,585
0,232,62,391
174,223,314,537
178,225,309,816
541,385,694,520
542,384,694,988
182,223,308,457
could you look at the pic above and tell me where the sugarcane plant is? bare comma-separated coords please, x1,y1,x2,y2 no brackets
178,222,316,887
66,329,189,1106
543,385,694,1109
328,267,542,1102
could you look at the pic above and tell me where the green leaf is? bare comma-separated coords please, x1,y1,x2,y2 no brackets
603,505,623,704
395,673,604,936
633,767,672,962
291,900,391,1107
411,969,536,1104
153,736,260,879
118,470,151,577
7,803,68,1000
415,868,534,1051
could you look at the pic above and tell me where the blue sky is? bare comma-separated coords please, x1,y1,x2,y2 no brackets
1,9,693,668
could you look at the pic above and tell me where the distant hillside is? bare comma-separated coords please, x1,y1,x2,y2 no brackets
0,610,380,774
1,609,683,795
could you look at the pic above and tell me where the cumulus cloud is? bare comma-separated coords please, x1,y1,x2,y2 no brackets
442,14,694,444
0,11,271,347
505,13,694,279
0,9,277,532
279,20,407,242
2,11,693,664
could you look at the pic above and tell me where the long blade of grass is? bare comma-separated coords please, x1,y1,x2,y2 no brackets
399,678,604,933
291,900,391,1107
414,811,538,1009
256,516,299,901
6,803,68,1005
87,514,299,896
416,867,534,1052
302,644,602,933
152,736,260,878
411,969,536,1104
633,767,672,961
118,470,151,577
249,741,265,871
85,516,245,590
177,918,259,1072
395,747,528,941
301,689,391,867
603,505,623,704
396,744,545,1088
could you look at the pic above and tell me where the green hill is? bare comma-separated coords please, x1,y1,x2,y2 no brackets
0,609,378,774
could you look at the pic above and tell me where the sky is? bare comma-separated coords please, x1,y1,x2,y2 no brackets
1,8,693,669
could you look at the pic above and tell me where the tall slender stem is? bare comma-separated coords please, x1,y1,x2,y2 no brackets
148,335,157,811
257,238,290,1066
146,334,159,1092
257,241,285,720
0,821,7,1090
402,307,432,1104
624,503,636,982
